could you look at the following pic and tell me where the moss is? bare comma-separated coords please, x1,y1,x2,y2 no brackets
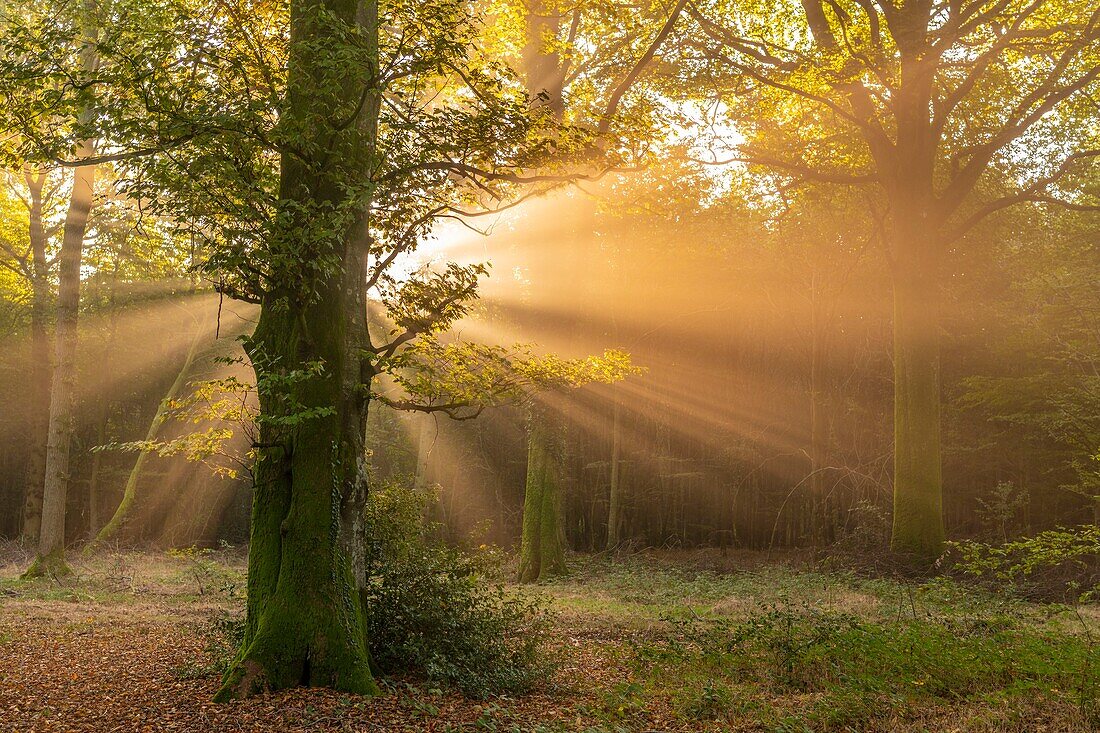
518,413,567,583
22,547,72,580
214,432,381,701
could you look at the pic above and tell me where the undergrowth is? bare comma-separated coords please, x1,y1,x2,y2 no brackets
361,480,551,698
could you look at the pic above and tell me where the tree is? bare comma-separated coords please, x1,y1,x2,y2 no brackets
515,351,639,581
9,0,103,576
0,169,63,545
684,0,1100,560
121,0,600,698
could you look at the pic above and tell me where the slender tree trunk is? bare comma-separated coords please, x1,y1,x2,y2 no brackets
30,157,97,577
413,412,434,491
808,279,829,545
87,319,204,552
25,0,100,578
606,395,623,549
216,0,380,700
517,409,567,582
21,169,50,545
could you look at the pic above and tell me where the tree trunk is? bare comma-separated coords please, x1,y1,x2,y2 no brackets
523,0,565,118
889,256,945,562
215,0,380,700
25,0,100,578
413,412,434,491
26,156,97,578
216,305,377,699
87,318,204,552
514,0,568,583
518,410,567,582
606,395,623,549
21,169,50,546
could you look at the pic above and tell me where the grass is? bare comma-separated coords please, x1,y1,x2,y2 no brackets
0,541,246,607
1,545,1097,731
534,553,1100,731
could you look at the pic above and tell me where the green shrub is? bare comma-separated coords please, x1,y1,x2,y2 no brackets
948,525,1100,603
362,480,551,698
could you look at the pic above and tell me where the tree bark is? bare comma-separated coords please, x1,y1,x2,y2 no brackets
885,51,945,563
215,0,380,700
216,304,377,699
518,410,567,582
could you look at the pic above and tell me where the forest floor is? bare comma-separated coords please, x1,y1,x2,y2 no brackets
1,544,1098,732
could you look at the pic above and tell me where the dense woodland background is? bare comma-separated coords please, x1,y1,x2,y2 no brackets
2,165,1096,552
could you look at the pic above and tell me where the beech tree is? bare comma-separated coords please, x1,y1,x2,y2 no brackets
102,0,657,697
685,0,1100,560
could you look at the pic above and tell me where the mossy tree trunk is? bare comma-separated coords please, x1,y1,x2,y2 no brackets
215,0,381,700
216,301,377,699
518,409,567,582
888,221,946,562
